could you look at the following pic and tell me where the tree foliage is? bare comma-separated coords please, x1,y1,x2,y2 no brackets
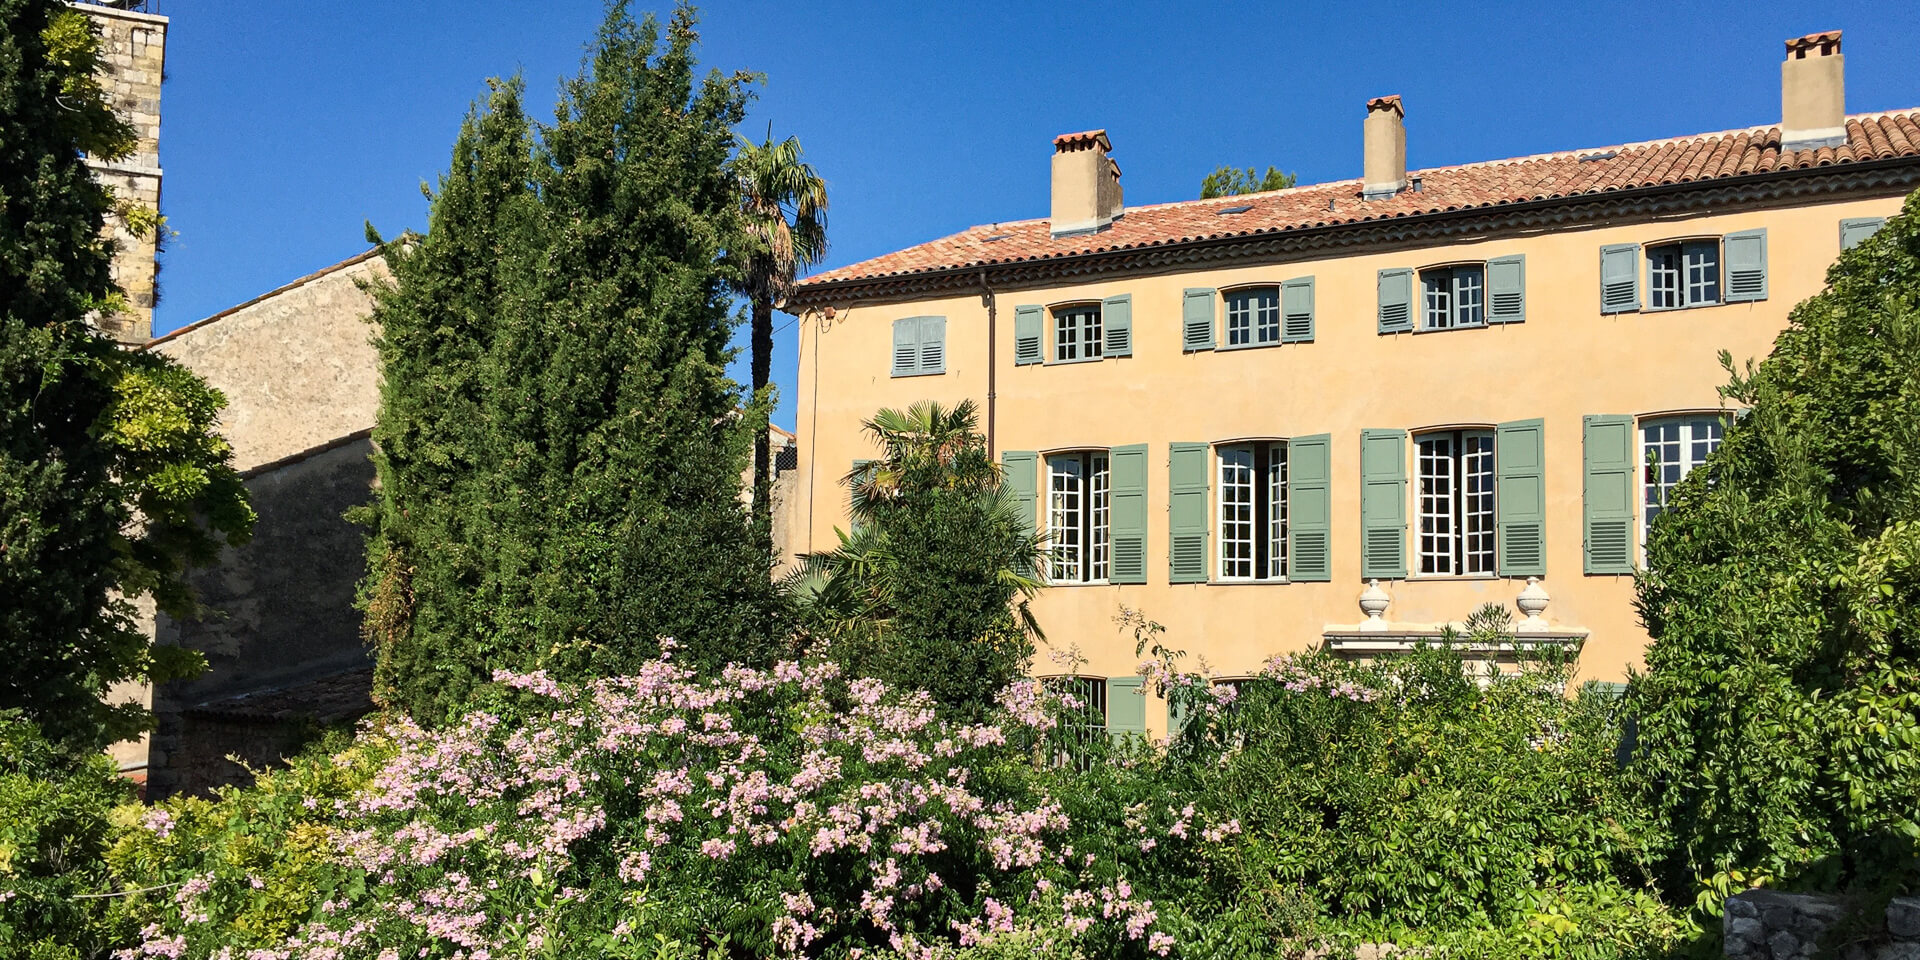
1628,189,1920,899
0,0,250,749
1199,165,1296,199
360,2,785,724
784,400,1043,720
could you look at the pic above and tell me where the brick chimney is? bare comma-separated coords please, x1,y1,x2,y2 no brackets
1362,95,1407,200
1050,130,1123,238
1781,31,1846,151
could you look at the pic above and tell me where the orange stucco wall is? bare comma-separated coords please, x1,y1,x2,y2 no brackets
791,193,1906,735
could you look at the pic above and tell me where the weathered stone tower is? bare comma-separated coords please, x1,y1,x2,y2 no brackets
77,0,167,344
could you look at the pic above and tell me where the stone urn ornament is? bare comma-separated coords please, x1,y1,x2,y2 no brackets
1515,576,1551,632
1358,579,1390,631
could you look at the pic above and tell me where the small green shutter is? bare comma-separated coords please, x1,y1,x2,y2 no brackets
1168,442,1209,583
1840,217,1886,251
917,316,946,374
1182,289,1216,352
1102,294,1133,357
1359,429,1408,579
1013,305,1043,365
1495,418,1546,577
1281,277,1315,342
1166,695,1188,740
1002,451,1039,572
891,318,919,376
1109,444,1148,584
1582,415,1636,574
1487,255,1526,323
1377,268,1414,334
1724,229,1768,302
1600,244,1640,314
1287,434,1332,582
1107,676,1145,742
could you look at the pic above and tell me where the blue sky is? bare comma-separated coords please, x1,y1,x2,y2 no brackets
150,0,1920,429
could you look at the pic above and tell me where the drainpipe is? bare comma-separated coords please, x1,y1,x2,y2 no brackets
980,270,997,458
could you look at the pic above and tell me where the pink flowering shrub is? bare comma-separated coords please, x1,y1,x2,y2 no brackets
106,651,1239,960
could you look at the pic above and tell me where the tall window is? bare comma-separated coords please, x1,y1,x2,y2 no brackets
1217,442,1287,581
1224,287,1281,347
1416,430,1495,575
1421,265,1485,330
1047,451,1110,582
1054,304,1103,363
1647,240,1720,309
1642,416,1724,545
1042,676,1107,770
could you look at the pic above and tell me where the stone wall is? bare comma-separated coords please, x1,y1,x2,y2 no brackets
1724,889,1920,960
79,2,168,344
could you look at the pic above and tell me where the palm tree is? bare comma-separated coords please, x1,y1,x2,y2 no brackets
734,131,828,541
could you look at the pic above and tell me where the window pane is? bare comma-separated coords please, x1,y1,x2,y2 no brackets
1225,292,1252,346
1641,419,1687,550
1268,442,1288,579
1048,455,1084,581
1453,266,1485,327
1462,432,1496,574
1254,287,1281,344
1055,312,1078,362
1684,241,1720,306
1418,434,1456,574
1083,308,1104,359
1423,272,1453,330
1649,246,1681,310
1218,446,1254,579
1091,453,1111,581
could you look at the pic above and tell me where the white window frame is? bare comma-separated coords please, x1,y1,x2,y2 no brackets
1052,304,1104,363
1647,240,1721,310
1214,441,1288,582
1640,415,1724,556
1420,264,1486,330
1223,286,1281,348
1046,450,1111,583
1415,430,1496,576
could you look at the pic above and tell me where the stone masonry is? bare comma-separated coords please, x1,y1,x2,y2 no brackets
1725,889,1920,960
78,2,167,344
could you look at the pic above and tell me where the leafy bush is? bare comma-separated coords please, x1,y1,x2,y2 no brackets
0,714,138,960
1628,188,1920,899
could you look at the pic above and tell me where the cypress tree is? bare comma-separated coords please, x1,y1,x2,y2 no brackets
363,2,784,721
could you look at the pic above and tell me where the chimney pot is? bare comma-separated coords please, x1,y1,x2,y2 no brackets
1050,129,1124,238
1781,30,1846,152
1362,96,1408,200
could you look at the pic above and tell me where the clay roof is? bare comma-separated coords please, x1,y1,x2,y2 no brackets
1053,129,1111,151
794,110,1920,295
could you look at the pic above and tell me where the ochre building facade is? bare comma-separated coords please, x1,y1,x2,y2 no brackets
785,32,1920,738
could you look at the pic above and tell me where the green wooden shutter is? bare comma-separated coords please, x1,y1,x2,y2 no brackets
1495,418,1546,577
1181,289,1216,352
1377,268,1414,334
1724,229,1768,302
1582,415,1636,574
1166,695,1188,741
1286,434,1332,582
1600,244,1640,314
1487,255,1526,323
1841,217,1886,251
917,316,946,373
1168,442,1209,583
1281,277,1315,342
1013,305,1043,365
1108,444,1148,584
1359,429,1408,579
1102,294,1133,357
891,318,919,376
1002,451,1039,572
1107,676,1145,742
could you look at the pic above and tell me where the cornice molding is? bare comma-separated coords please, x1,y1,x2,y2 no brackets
786,158,1920,310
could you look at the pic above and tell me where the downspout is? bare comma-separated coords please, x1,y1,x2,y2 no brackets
981,270,997,458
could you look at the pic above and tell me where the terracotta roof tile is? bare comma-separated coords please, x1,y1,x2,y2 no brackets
796,111,1920,294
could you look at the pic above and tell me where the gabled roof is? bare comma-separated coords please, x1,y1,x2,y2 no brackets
791,110,1920,302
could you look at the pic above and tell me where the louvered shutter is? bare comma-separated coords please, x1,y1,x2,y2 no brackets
891,318,919,376
1724,229,1768,302
1487,255,1526,323
1599,244,1640,314
1002,451,1039,574
1582,415,1636,574
1495,418,1546,577
1168,442,1209,583
1108,444,1148,584
1107,676,1146,742
1101,294,1133,357
1181,289,1216,352
1286,434,1332,582
1281,277,1315,342
1840,217,1886,251
1377,268,1413,333
1013,305,1044,365
917,316,946,373
1359,429,1408,579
